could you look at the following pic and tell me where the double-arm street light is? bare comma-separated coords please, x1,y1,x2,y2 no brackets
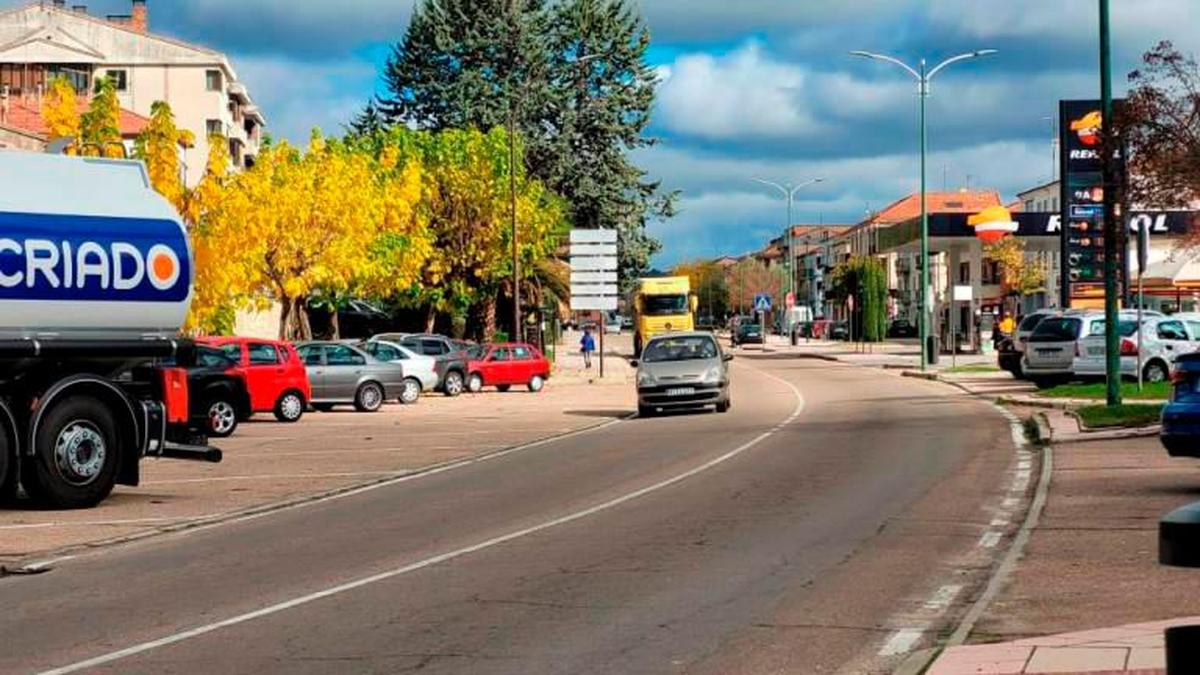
850,49,996,370
752,177,825,305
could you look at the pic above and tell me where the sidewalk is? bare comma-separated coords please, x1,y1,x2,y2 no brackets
930,617,1188,674
552,330,635,384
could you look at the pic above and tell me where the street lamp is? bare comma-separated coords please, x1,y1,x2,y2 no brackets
751,177,825,303
851,48,996,370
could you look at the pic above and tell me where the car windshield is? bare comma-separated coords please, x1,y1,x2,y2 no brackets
643,294,688,316
739,323,761,333
1030,317,1082,342
642,336,718,362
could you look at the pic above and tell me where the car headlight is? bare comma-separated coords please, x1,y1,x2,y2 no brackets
703,366,723,384
637,371,655,387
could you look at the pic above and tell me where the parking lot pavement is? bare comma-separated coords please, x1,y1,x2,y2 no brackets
0,381,635,563
966,435,1200,644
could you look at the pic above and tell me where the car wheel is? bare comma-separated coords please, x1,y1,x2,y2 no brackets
206,397,239,438
1145,361,1169,384
21,395,119,509
274,391,305,422
355,382,385,412
467,373,484,394
312,403,335,413
443,371,465,397
527,375,545,393
496,384,512,393
398,378,421,405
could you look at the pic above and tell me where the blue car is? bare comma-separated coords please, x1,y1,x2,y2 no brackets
1161,353,1200,457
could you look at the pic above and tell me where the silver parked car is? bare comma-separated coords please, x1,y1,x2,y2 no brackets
296,342,413,412
633,332,732,416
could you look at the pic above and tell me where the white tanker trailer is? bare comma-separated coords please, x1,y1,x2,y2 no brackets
0,153,221,509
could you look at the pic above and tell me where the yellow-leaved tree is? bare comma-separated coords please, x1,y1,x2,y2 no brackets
133,101,194,211
41,76,80,151
80,76,124,158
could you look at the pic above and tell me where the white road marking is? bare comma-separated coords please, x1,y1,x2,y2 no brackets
143,471,396,486
36,366,806,675
978,531,1002,548
0,518,174,531
990,517,1010,528
879,628,926,657
922,584,963,612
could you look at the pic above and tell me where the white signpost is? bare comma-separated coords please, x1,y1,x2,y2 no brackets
569,229,619,376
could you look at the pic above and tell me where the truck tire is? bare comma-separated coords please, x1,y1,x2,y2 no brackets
0,428,15,504
22,395,119,509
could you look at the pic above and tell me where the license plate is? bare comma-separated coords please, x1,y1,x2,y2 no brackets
1088,346,1105,356
666,387,695,397
1036,349,1061,355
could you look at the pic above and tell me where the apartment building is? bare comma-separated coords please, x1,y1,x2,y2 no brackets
0,0,265,184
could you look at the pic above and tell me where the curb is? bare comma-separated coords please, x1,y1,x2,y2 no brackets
2,413,633,570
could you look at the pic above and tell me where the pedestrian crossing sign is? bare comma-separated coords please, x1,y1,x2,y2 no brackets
754,293,772,313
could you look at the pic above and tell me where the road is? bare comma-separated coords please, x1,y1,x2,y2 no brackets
0,354,1015,675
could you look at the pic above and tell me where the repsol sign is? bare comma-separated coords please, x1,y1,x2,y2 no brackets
0,211,190,302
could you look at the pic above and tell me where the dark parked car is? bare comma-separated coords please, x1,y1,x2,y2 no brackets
162,346,251,438
1162,353,1200,457
887,318,918,338
371,333,470,397
830,321,850,341
997,335,1024,378
733,321,764,346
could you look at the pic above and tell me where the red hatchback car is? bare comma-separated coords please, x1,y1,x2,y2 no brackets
466,343,551,393
199,337,312,422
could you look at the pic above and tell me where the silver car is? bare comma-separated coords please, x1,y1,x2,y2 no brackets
296,342,413,412
633,332,732,416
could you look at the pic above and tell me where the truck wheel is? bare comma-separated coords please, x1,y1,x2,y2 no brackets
355,382,385,412
22,395,119,509
274,391,306,422
0,427,15,504
206,397,239,438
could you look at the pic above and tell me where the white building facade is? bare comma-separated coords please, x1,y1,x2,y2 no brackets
0,0,264,185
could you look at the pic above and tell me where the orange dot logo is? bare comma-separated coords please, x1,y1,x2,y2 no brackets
146,244,180,291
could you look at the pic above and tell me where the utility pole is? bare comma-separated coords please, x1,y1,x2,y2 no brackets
752,177,825,327
1100,0,1121,406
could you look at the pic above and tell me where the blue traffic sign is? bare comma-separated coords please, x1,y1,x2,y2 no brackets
754,293,773,313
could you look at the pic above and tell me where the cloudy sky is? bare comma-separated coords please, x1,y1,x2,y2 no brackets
24,0,1200,266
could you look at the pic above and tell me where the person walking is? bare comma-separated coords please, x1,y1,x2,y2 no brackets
580,326,596,369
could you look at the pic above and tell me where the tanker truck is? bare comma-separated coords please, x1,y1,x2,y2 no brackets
0,152,222,509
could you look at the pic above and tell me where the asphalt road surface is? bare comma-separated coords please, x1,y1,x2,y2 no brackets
1,354,1014,675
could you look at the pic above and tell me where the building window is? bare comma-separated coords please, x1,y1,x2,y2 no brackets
206,119,223,137
959,262,970,284
206,69,223,92
105,69,128,91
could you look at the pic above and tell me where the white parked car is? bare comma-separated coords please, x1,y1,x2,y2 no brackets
358,340,441,395
1023,310,1149,387
1073,315,1200,383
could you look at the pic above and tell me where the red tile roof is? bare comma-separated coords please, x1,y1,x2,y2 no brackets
0,97,150,140
864,190,1003,226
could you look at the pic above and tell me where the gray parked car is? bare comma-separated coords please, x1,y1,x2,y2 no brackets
296,342,414,412
371,333,470,397
633,332,733,417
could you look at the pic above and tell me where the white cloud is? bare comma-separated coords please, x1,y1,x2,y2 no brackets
657,42,824,140
234,56,377,143
637,0,909,42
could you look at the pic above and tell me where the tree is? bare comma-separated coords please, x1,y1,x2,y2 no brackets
377,0,671,279
537,0,675,278
724,258,781,315
828,257,887,342
133,101,194,212
80,76,123,158
41,76,80,148
984,236,1047,298
673,260,729,320
1124,41,1200,212
347,98,388,138
185,135,239,334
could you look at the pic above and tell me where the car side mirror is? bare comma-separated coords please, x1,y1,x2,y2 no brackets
723,354,734,362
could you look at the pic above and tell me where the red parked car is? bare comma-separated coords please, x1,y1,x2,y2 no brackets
198,337,311,422
466,343,551,393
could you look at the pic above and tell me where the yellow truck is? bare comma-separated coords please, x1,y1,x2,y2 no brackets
631,276,698,356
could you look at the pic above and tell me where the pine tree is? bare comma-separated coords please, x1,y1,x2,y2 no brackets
347,98,387,137
538,0,675,280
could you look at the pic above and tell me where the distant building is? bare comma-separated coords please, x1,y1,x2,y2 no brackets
0,0,265,184
0,92,150,151
1016,180,1060,213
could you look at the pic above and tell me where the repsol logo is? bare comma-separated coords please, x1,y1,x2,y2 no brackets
0,239,182,292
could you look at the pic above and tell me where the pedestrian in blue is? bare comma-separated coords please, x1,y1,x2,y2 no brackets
581,326,596,369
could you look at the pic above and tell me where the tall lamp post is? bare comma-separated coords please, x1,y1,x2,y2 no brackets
851,49,997,370
751,178,826,305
